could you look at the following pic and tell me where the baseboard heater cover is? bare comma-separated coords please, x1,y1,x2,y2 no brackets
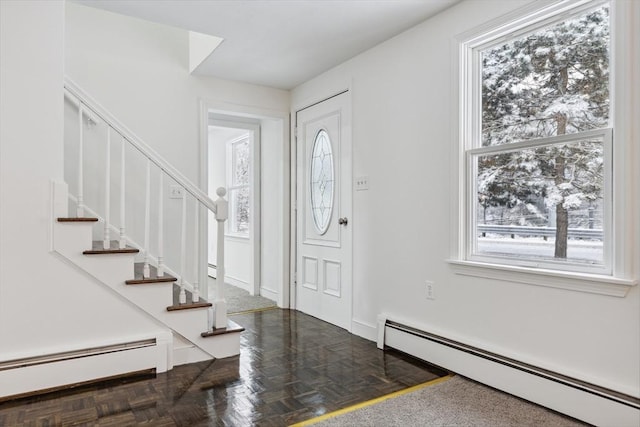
383,319,640,427
0,338,167,400
0,339,156,371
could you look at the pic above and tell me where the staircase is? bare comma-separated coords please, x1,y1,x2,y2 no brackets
54,78,243,366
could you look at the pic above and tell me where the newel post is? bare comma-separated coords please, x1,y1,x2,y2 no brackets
213,187,228,329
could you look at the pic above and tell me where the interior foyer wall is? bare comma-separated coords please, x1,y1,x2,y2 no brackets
0,0,164,363
292,0,639,397
64,3,290,300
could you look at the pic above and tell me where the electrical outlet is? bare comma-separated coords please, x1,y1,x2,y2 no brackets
426,281,435,300
355,176,369,191
169,185,184,199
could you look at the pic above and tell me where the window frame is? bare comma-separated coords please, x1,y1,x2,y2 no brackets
226,134,251,239
450,0,638,296
466,129,613,275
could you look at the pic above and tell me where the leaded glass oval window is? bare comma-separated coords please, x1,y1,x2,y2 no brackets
310,129,334,235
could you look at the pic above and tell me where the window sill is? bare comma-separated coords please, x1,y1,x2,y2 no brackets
447,260,637,297
224,234,249,242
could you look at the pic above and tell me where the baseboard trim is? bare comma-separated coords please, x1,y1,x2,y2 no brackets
383,318,640,426
259,286,278,302
226,275,250,292
351,319,377,341
0,369,155,403
0,339,156,372
0,337,168,401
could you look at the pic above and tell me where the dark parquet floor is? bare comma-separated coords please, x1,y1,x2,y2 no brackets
0,309,448,426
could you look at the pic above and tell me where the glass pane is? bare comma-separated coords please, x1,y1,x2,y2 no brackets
481,5,609,147
230,187,249,235
233,139,250,186
310,129,334,234
475,138,604,265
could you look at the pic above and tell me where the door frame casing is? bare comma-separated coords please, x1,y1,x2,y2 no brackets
199,98,290,307
290,83,353,326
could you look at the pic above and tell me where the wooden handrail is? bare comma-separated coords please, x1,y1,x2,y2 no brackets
63,77,218,215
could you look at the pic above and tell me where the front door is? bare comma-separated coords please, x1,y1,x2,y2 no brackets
296,92,352,330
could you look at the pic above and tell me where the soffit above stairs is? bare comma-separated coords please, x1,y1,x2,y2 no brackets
71,0,460,90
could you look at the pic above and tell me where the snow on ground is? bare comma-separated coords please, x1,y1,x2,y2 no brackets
477,236,603,263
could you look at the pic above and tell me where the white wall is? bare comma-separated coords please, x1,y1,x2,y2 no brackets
64,2,290,294
292,0,640,398
260,118,285,301
0,0,164,363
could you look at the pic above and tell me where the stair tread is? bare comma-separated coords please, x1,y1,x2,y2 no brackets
167,284,212,311
57,217,99,222
126,263,177,284
166,301,213,311
83,241,139,255
201,319,245,337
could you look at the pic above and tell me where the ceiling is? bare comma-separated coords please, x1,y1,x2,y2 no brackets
74,0,460,90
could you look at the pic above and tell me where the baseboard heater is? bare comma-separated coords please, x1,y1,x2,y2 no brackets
0,338,166,401
382,319,640,427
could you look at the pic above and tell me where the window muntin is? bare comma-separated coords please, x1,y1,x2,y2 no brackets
310,129,334,235
480,4,610,147
472,133,608,267
465,1,612,274
228,136,250,237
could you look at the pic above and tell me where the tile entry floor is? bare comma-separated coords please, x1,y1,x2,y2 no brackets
0,309,448,426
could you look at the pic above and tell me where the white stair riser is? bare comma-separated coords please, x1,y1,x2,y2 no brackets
52,182,241,360
196,333,241,359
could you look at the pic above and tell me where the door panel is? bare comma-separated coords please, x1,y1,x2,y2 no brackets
296,92,351,330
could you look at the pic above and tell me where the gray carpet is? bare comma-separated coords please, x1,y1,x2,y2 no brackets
207,276,277,313
312,376,588,427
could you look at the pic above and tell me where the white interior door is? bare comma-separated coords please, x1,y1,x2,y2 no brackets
296,92,352,330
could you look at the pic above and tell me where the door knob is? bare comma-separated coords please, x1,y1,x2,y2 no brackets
338,217,348,226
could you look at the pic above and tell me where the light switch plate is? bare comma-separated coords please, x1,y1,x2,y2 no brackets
169,185,184,199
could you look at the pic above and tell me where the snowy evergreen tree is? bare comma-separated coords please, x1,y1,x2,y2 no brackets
479,5,609,258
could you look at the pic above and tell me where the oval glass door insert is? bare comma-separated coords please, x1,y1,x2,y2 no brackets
310,129,334,235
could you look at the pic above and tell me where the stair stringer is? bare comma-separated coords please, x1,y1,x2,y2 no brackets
51,182,241,360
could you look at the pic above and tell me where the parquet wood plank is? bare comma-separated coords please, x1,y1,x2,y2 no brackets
0,309,447,426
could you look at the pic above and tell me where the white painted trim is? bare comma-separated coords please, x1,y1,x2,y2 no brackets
226,274,250,292
0,333,170,400
450,0,639,290
383,319,640,427
171,334,211,367
448,259,636,297
199,98,290,308
259,286,279,304
65,193,199,295
351,319,377,342
611,0,640,282
64,78,219,215
376,314,387,349
290,79,353,316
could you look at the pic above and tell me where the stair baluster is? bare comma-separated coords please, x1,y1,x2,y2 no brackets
157,172,164,276
103,127,111,249
192,204,200,302
179,192,188,304
142,159,151,278
63,79,238,357
76,103,85,217
119,136,126,249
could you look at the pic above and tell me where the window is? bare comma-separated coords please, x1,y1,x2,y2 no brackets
310,129,334,235
462,1,612,275
227,135,250,237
